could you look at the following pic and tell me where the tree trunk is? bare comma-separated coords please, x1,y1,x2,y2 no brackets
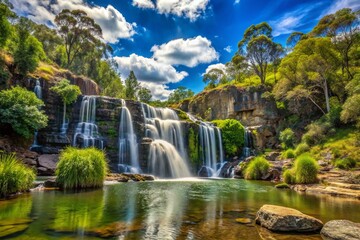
323,79,330,113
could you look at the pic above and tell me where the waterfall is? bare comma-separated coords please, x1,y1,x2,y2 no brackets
142,103,190,178
118,99,140,173
242,128,254,158
186,113,224,177
73,96,103,148
31,80,42,149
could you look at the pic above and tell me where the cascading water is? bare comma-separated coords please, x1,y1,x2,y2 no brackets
118,99,140,173
242,128,254,158
31,80,42,149
142,103,191,178
73,96,103,148
186,113,224,177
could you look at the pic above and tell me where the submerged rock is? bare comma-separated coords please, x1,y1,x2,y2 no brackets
236,218,252,224
320,220,360,240
255,205,323,232
106,173,155,182
0,218,33,238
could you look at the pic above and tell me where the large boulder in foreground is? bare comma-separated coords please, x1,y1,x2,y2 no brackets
321,220,360,240
255,205,323,232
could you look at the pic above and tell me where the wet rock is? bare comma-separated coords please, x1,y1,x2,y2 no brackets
266,152,281,161
0,218,33,238
320,220,360,240
106,173,155,182
44,178,58,188
255,204,323,232
37,154,59,176
198,166,213,177
87,221,143,238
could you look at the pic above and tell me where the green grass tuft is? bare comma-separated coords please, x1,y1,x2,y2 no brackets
0,153,35,198
282,149,295,159
335,158,356,170
244,157,270,180
56,147,108,189
283,169,295,184
295,143,310,156
275,182,290,189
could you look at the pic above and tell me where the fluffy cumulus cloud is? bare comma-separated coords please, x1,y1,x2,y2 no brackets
151,36,219,67
132,0,209,21
113,54,188,100
204,63,226,75
10,0,136,43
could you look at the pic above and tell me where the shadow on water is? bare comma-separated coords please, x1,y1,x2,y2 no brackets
1,179,359,239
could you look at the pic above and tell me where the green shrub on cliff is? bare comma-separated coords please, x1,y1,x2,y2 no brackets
188,127,200,165
56,147,107,189
335,158,356,170
279,128,295,149
244,157,270,180
212,119,245,156
0,153,36,198
283,154,318,184
0,86,48,138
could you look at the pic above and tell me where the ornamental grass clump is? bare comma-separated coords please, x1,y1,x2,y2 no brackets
0,153,35,198
244,157,270,180
56,147,107,189
283,154,319,184
282,149,295,159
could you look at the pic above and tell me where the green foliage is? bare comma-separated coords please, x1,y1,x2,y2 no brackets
341,74,360,123
167,86,194,104
294,154,319,184
212,119,245,156
0,2,13,47
0,86,48,138
138,86,152,103
283,169,295,184
56,147,107,189
188,128,200,165
301,120,331,146
0,153,35,198
275,182,290,189
335,158,356,170
279,128,295,149
282,149,295,159
244,157,270,180
125,71,140,100
203,68,228,88
14,18,46,75
295,143,310,156
50,79,81,105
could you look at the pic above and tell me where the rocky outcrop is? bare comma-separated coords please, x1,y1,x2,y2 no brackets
321,220,360,240
255,205,323,232
37,154,58,176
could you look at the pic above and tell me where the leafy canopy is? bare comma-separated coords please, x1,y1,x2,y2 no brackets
0,86,48,138
125,71,140,100
50,79,81,105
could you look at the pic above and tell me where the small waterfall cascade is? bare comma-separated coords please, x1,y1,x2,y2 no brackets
73,96,103,148
186,113,224,177
142,103,191,178
242,128,254,158
118,99,140,173
31,80,42,149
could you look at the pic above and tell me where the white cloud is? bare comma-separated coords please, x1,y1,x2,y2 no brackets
234,0,240,4
151,36,219,67
270,13,305,37
10,0,136,43
224,45,232,53
204,63,226,75
132,0,210,21
324,0,360,15
114,54,187,100
132,0,155,9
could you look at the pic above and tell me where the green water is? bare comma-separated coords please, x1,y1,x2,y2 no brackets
1,179,360,239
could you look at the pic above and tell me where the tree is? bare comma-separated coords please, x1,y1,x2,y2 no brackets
50,79,81,133
237,22,282,84
0,0,14,47
125,71,140,100
341,74,360,123
0,86,48,138
311,8,360,79
137,87,152,103
55,9,102,68
168,86,194,104
286,32,305,49
203,68,227,88
13,17,45,75
226,54,249,83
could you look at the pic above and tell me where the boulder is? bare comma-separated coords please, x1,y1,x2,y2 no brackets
320,220,360,240
255,205,323,232
266,152,281,161
37,154,59,176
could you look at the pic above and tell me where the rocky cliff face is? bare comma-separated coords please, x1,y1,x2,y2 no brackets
180,85,281,149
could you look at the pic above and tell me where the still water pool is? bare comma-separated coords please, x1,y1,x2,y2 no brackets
1,179,359,239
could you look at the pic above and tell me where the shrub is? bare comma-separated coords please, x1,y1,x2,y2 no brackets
212,119,245,156
275,182,290,189
301,121,330,146
56,147,107,189
282,149,295,159
293,154,319,184
0,86,48,138
244,157,270,180
283,169,295,184
279,128,295,149
335,158,356,170
0,153,36,198
295,143,310,156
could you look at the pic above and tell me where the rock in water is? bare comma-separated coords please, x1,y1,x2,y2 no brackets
255,205,323,232
321,220,360,240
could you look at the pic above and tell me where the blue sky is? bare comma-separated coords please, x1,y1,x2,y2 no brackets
11,0,360,99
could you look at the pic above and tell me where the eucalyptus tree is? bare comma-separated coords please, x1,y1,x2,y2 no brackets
138,87,152,103
125,71,140,100
203,68,227,88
